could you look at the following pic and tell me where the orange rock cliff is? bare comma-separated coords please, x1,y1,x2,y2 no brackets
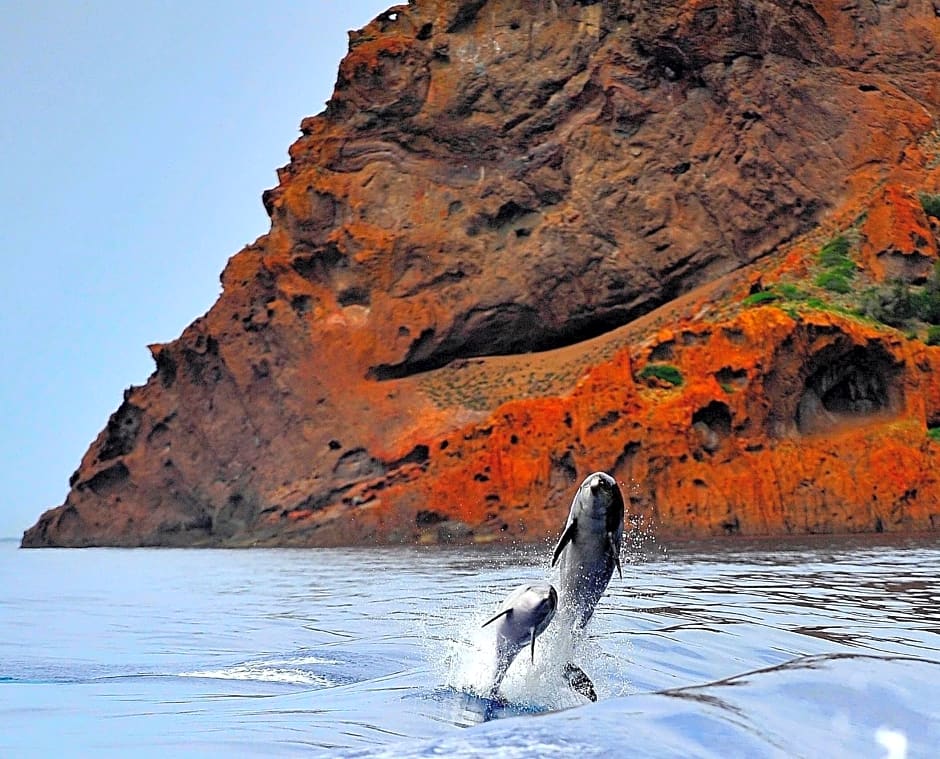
22,0,940,547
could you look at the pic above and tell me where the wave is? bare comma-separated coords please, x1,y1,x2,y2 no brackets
179,655,347,688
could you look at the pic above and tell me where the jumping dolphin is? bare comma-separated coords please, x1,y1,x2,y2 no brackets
551,471,625,630
481,581,558,697
551,471,625,702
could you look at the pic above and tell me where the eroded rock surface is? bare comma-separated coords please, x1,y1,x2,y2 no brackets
23,0,940,546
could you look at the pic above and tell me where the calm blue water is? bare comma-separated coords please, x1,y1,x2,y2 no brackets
1,533,938,757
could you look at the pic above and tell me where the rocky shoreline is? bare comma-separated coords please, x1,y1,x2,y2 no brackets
23,0,940,547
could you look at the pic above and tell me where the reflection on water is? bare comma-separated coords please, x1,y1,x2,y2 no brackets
0,533,938,757
618,533,940,662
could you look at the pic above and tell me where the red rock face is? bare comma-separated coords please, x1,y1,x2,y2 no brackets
22,0,940,547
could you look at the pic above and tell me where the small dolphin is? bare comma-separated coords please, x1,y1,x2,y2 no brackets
481,581,558,697
551,471,625,630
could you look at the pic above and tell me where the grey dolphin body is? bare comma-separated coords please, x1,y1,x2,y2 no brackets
550,472,625,702
481,581,558,697
551,471,625,630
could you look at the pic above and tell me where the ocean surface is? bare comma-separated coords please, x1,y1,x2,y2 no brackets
1,532,938,758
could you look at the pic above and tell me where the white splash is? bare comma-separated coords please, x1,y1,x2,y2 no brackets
875,727,908,759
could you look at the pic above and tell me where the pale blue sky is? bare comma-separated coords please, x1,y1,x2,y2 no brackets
0,1,391,537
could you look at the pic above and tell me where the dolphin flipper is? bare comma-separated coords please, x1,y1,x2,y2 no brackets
530,627,537,663
481,608,512,628
607,531,622,579
551,519,578,567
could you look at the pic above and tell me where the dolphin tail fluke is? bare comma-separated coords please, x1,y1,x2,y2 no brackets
551,520,578,567
563,662,597,702
607,531,622,579
481,608,512,628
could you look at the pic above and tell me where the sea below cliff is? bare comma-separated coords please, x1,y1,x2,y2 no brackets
1,534,938,757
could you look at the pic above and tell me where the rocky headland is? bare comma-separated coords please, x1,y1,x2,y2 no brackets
23,0,940,547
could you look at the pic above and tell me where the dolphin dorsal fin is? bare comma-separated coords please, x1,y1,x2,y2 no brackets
529,627,537,663
551,519,578,567
481,608,512,628
607,531,622,579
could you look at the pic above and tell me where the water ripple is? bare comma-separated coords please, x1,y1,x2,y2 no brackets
2,534,939,756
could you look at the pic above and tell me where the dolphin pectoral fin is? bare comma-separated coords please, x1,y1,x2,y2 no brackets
551,520,578,567
481,608,512,628
563,662,597,702
607,531,622,579
529,627,537,663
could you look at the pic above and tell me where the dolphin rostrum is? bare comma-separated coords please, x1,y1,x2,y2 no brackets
481,581,558,697
551,471,625,630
